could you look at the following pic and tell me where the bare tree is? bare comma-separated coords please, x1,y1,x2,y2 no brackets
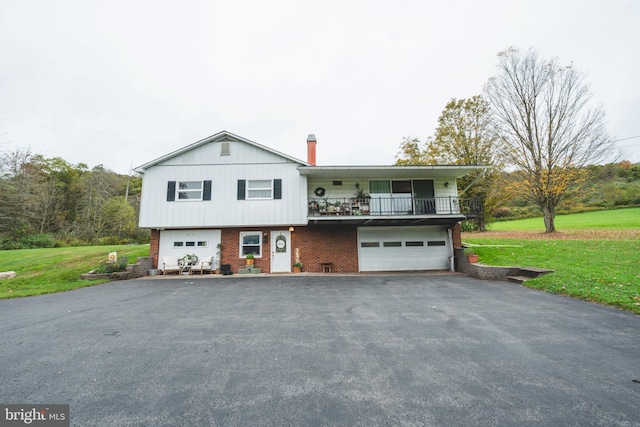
484,47,611,232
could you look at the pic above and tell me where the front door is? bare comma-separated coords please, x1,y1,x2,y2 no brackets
270,230,291,273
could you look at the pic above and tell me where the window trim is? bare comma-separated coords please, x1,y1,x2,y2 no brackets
239,232,262,258
246,180,273,200
168,180,212,202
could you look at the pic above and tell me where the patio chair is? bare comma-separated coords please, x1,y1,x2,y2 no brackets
190,256,214,275
162,257,181,275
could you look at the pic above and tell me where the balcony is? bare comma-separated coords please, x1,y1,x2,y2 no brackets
308,196,482,225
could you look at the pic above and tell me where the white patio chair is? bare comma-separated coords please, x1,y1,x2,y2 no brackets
190,256,214,275
162,257,181,275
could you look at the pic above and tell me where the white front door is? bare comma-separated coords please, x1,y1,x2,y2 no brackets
270,230,291,273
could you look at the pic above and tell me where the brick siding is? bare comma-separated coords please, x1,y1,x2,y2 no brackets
220,225,359,274
150,229,160,269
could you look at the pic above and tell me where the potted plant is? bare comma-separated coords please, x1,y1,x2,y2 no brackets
246,253,255,266
464,248,479,263
293,261,303,273
215,243,222,274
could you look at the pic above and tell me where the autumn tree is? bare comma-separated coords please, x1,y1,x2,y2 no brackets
396,96,504,230
484,47,611,232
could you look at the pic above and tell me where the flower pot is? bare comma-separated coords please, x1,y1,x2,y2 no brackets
467,254,479,263
293,266,301,273
246,259,254,266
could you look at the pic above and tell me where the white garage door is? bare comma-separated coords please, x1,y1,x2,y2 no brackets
358,226,450,272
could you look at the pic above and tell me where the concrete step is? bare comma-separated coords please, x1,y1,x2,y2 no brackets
519,267,555,278
507,276,531,284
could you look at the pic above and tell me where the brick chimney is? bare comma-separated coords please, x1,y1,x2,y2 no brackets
307,134,317,166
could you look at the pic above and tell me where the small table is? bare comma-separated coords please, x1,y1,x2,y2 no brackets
320,263,333,273
179,261,192,275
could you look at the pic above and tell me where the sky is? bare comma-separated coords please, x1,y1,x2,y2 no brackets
1,0,639,174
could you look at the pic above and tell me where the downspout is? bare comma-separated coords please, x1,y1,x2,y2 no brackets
447,228,455,272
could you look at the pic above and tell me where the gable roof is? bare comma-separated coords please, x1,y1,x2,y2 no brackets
134,130,310,173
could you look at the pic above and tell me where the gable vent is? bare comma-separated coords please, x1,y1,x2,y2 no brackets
221,142,230,156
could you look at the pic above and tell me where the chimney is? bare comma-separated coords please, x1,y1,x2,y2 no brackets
307,134,317,166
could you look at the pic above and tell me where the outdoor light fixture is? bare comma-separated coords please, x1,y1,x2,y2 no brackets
444,182,449,187
289,226,295,232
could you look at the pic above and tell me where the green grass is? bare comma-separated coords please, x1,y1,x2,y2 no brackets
464,237,640,315
0,245,149,299
490,207,640,231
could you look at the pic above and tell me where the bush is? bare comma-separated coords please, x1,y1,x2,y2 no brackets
492,207,513,218
460,221,477,232
94,256,129,274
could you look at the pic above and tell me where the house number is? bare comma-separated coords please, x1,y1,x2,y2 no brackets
275,236,287,253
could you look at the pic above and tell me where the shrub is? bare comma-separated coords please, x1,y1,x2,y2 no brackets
460,221,477,232
492,207,513,218
94,256,129,274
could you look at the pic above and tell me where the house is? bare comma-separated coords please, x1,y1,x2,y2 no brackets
135,131,488,274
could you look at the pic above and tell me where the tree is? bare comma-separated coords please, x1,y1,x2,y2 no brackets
395,96,505,230
484,47,611,232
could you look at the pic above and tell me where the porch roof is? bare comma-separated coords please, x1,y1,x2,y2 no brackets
297,165,490,179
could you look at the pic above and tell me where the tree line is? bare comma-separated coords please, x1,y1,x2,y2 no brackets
0,148,147,249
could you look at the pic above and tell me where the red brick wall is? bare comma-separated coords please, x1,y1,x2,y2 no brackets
219,225,360,273
452,222,462,249
150,229,160,268
293,225,359,273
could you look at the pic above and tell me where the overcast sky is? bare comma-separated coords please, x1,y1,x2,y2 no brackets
1,0,639,174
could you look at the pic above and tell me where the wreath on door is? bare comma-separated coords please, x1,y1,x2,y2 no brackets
314,187,326,197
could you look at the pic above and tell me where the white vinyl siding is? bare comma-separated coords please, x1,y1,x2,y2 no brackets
138,145,307,228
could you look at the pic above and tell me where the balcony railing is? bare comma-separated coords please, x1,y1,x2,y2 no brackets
308,196,483,217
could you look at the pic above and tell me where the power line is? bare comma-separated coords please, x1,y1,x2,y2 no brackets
612,135,640,143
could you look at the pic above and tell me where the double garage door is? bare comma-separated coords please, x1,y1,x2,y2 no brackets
358,226,450,272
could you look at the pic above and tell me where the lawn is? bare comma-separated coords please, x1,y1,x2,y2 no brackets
0,245,150,299
489,207,640,231
464,208,640,314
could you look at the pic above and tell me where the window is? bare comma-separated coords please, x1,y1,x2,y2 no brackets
360,242,380,248
383,241,402,247
173,242,184,247
185,241,195,247
238,179,282,200
197,241,207,247
247,180,273,199
427,241,446,246
240,232,262,257
370,180,391,193
177,181,203,200
167,180,212,201
405,241,424,247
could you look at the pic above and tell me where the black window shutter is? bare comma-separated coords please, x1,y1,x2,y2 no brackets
237,179,246,200
167,181,176,201
274,179,282,199
203,180,212,201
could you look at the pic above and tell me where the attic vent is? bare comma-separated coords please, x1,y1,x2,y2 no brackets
333,180,342,186
221,142,230,156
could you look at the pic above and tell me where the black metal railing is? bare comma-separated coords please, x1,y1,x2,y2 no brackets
308,196,482,217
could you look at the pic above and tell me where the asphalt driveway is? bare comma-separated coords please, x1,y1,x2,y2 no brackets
1,274,639,426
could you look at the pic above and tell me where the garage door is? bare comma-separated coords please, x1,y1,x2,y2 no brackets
357,226,450,272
